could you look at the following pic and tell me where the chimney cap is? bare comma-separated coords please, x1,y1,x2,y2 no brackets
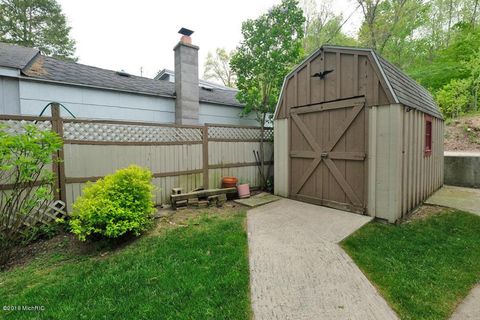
178,27,194,36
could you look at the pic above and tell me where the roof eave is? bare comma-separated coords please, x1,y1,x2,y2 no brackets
369,50,400,104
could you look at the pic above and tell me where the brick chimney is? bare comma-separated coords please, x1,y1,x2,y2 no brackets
174,27,199,125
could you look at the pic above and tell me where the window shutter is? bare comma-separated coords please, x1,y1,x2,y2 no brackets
425,115,432,156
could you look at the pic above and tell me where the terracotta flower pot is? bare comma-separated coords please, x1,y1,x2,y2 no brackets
222,176,238,188
237,183,250,198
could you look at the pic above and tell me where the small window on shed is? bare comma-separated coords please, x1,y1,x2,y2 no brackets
425,115,432,156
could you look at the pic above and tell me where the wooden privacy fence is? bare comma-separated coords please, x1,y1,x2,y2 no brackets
0,105,273,211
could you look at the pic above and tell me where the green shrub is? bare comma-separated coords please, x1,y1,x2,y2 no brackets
69,165,156,241
0,124,62,267
436,78,472,118
21,224,60,245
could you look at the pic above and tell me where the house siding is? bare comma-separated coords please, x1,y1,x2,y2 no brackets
0,77,259,126
18,80,175,121
0,77,20,114
199,102,258,126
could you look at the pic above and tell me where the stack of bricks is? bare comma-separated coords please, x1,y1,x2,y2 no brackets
170,188,228,210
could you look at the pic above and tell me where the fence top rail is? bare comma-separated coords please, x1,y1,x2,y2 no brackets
0,114,53,122
62,117,205,129
205,123,273,130
0,115,274,131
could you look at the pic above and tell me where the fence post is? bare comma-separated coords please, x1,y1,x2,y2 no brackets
51,103,67,206
203,125,209,190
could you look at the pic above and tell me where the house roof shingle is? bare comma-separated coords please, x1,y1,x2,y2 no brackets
0,42,243,108
0,42,39,69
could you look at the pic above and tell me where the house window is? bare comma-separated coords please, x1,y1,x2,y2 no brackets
425,115,432,156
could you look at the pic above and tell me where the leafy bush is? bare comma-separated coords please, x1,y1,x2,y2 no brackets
436,78,472,118
21,224,60,245
0,124,62,267
70,165,156,241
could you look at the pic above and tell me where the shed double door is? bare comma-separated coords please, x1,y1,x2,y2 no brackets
289,97,367,213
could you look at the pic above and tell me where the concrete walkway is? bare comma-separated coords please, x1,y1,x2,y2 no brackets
450,285,480,320
426,185,480,216
247,199,398,320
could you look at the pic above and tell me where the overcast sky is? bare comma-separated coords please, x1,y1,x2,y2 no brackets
58,0,362,80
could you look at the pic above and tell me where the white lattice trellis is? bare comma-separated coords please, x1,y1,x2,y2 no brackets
63,122,203,143
1,120,52,134
208,126,273,141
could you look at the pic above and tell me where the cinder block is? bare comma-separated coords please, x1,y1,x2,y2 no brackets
172,188,183,195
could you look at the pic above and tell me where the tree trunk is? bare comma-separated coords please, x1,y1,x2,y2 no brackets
474,86,478,111
446,0,453,46
473,0,479,28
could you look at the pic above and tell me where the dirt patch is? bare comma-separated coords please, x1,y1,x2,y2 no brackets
3,232,96,271
445,115,480,151
151,201,246,235
402,205,453,223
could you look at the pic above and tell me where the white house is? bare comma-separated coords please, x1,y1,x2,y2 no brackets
0,30,258,126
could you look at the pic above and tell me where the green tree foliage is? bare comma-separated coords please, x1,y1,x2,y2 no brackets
301,0,357,55
231,0,304,188
470,50,480,111
355,0,480,117
70,165,155,241
0,0,76,60
204,48,237,87
358,0,428,68
435,48,480,117
0,124,62,267
410,23,480,91
436,78,472,117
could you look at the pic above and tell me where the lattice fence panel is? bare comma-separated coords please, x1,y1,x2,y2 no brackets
63,122,203,143
208,126,273,141
1,119,52,134
1,200,67,236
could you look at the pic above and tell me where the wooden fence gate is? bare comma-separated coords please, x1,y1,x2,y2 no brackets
289,97,367,213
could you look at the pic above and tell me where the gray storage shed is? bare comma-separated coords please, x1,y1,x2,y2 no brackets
274,45,444,223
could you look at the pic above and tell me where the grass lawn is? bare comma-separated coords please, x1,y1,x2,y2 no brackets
0,209,251,320
341,208,480,320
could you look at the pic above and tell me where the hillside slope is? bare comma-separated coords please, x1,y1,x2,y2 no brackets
445,114,480,151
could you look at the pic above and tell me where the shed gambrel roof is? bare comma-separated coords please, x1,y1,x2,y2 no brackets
275,45,442,119
376,55,441,118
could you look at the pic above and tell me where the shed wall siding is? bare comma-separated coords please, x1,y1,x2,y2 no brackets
274,119,289,197
400,108,444,215
367,104,403,222
368,104,444,222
